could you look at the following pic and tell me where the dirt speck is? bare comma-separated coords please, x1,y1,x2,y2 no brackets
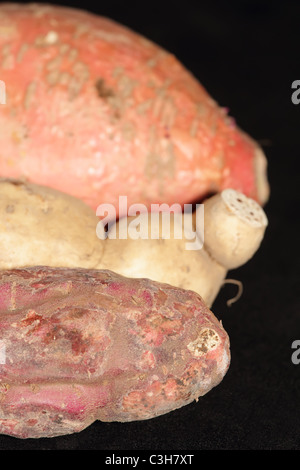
95,78,115,99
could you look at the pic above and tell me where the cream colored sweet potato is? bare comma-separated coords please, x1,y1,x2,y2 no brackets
0,178,104,269
98,189,268,307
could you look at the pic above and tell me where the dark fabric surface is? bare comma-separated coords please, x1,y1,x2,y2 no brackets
0,0,299,451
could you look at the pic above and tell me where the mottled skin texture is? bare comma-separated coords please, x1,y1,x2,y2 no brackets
0,267,230,438
0,3,269,215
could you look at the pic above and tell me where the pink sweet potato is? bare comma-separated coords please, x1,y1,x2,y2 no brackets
0,3,269,215
0,266,230,438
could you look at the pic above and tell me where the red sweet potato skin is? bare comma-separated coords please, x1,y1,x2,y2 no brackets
0,3,269,214
0,267,230,438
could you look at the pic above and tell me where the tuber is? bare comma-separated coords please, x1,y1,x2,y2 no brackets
98,189,268,307
0,266,230,438
0,3,269,214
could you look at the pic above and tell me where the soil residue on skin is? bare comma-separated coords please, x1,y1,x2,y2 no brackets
95,78,115,99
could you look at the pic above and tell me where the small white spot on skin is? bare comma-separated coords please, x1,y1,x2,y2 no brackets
89,138,97,147
50,125,64,138
44,31,59,45
89,163,104,178
105,126,114,135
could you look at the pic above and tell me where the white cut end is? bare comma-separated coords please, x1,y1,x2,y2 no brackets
201,188,268,269
221,189,268,228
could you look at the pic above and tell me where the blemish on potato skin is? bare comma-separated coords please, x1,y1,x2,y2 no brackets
95,78,115,99
20,310,43,327
187,328,220,357
34,30,59,46
0,383,10,402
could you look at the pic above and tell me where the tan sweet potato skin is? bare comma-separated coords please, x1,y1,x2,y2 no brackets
0,267,230,438
0,3,269,214
0,178,104,269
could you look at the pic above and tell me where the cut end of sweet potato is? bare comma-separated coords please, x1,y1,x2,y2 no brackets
202,188,268,269
221,188,268,228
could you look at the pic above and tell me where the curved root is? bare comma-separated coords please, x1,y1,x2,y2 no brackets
221,279,244,307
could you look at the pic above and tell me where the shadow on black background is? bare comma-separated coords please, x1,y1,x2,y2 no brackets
0,0,299,451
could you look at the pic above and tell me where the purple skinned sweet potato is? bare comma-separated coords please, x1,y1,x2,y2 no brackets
0,266,230,438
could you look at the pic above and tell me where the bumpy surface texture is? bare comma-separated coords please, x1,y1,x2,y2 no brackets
0,267,230,438
0,3,269,214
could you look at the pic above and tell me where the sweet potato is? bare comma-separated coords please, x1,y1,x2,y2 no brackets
0,266,230,438
98,189,268,307
0,178,104,269
0,3,269,215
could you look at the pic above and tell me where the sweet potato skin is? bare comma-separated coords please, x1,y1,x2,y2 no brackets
0,3,269,214
0,267,230,438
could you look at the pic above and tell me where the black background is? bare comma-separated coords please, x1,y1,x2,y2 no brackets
0,0,299,452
